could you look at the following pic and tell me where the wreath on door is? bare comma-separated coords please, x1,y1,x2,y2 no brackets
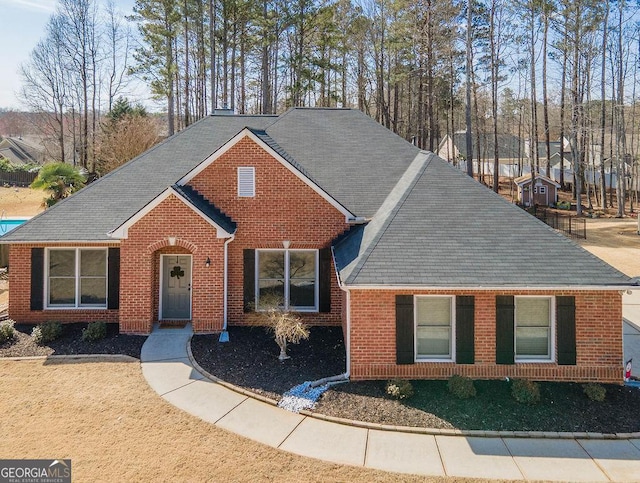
170,266,185,279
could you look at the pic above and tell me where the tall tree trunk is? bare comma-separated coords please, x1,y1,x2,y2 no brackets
465,0,473,178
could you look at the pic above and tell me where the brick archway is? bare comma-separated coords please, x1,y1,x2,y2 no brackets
146,237,198,255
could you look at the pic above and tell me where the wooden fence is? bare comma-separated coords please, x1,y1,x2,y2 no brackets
0,171,38,187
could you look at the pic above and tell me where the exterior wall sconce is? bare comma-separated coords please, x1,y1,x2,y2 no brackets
205,257,211,268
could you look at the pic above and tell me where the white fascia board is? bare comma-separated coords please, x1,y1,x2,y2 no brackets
108,187,232,239
177,128,355,222
343,284,638,292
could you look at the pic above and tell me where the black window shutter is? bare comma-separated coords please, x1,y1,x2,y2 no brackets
396,295,414,364
30,248,44,311
107,248,120,310
496,295,515,364
557,296,576,365
456,296,475,364
319,248,331,313
243,249,255,312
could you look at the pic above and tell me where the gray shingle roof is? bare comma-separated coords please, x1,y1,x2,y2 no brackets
171,184,236,234
1,114,276,242
266,108,420,216
334,153,633,287
1,108,417,242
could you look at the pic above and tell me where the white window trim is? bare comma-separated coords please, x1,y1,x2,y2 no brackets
414,295,456,363
237,166,255,197
514,295,555,363
45,248,108,310
255,249,319,312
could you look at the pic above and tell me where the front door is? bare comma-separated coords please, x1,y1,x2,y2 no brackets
161,255,192,320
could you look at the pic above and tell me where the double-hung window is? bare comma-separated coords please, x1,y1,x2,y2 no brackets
515,296,553,361
256,249,318,311
415,296,455,361
47,248,107,308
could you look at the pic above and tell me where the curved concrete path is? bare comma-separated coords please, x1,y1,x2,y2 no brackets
141,326,640,482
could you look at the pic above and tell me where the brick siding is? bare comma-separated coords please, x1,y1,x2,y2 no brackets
8,244,119,324
188,135,349,328
348,289,623,383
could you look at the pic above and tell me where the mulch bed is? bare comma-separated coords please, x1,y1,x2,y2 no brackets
0,323,146,359
191,326,346,400
191,326,640,433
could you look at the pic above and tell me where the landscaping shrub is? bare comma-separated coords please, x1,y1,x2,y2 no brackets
31,321,63,345
447,375,477,399
511,379,541,405
385,379,414,400
0,320,15,344
583,383,606,402
82,321,107,342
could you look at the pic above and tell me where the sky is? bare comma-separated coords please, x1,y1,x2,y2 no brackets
0,0,137,110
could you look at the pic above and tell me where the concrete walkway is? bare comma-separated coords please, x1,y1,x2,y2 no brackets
141,325,640,481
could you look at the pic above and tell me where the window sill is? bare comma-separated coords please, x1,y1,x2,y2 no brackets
45,306,109,311
515,358,555,364
415,358,455,363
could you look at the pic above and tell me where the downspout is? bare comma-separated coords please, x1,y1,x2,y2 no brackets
219,234,235,342
322,246,349,381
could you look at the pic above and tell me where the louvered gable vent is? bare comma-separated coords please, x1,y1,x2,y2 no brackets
237,166,255,197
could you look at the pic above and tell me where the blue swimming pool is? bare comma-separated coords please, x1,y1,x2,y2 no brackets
0,218,28,234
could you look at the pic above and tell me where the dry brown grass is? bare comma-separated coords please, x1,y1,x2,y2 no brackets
0,359,478,482
0,187,44,216
578,218,640,277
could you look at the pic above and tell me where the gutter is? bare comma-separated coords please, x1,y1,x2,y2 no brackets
219,235,235,342
331,246,350,380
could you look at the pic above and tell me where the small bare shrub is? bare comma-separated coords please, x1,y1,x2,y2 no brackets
82,322,107,342
31,321,63,345
0,320,15,344
511,379,541,405
447,375,477,399
254,294,310,361
583,383,606,402
386,379,414,400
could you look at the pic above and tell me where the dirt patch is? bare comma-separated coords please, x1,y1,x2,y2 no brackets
577,218,640,277
0,186,44,216
1,359,461,482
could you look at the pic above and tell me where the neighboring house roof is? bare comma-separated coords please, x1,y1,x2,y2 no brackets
514,174,561,188
334,154,631,287
447,132,523,160
537,141,573,163
0,137,44,165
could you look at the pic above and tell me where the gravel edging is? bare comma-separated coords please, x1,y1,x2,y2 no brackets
185,335,640,440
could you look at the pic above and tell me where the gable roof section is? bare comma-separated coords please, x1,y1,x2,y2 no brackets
334,154,633,288
109,185,235,239
177,127,354,221
514,174,561,188
1,114,276,243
